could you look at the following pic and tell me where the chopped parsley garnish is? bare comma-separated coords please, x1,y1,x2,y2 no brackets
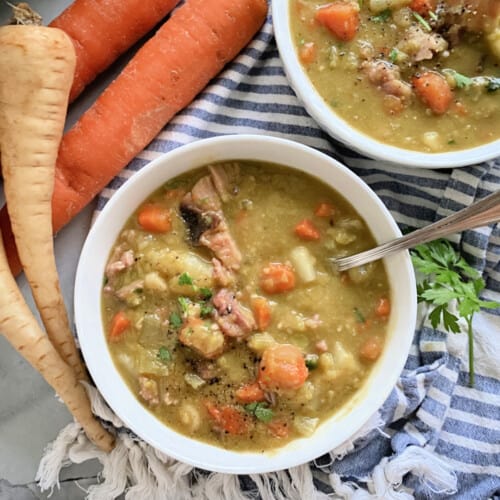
389,48,400,63
447,139,456,145
429,10,438,21
453,71,473,89
178,296,191,314
157,346,172,363
411,240,500,387
305,354,319,370
199,287,213,300
354,307,366,323
178,272,194,286
412,11,431,31
200,303,214,318
169,311,183,329
244,402,274,423
372,9,391,22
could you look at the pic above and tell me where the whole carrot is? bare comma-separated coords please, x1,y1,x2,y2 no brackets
50,0,181,102
0,25,87,382
0,232,114,452
1,0,268,276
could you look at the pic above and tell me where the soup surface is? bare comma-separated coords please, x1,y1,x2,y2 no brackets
102,161,390,451
290,0,500,152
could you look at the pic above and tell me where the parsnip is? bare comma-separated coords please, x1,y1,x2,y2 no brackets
0,26,87,382
0,233,114,452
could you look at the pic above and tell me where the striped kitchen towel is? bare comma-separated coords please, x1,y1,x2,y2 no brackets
37,10,500,500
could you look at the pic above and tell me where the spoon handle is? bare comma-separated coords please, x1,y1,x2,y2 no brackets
333,190,500,272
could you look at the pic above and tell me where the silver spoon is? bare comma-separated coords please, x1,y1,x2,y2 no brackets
331,190,500,272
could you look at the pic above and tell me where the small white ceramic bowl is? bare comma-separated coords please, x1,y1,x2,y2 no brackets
75,135,416,473
272,3,500,169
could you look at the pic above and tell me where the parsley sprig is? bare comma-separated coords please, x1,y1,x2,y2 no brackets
411,240,500,386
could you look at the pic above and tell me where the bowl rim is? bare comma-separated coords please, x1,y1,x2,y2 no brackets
271,2,500,169
74,134,417,474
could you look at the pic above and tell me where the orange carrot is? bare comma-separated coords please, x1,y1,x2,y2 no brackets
410,0,436,16
137,204,172,233
267,419,290,438
314,202,335,217
375,297,391,317
109,311,131,341
260,263,296,294
360,337,382,361
294,218,321,240
1,0,268,277
259,344,308,391
235,382,266,403
299,42,317,64
50,0,181,102
315,2,360,42
251,296,272,330
413,72,453,115
205,401,250,435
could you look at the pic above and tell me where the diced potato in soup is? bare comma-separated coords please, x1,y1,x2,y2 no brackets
290,0,500,152
102,161,390,451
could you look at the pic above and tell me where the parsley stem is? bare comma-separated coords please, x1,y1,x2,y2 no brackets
467,318,474,387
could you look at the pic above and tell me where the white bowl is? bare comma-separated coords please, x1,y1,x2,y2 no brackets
75,135,417,473
272,3,500,168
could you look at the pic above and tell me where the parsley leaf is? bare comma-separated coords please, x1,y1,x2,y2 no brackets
412,11,431,31
199,287,213,300
305,354,319,370
200,303,214,318
157,346,172,363
353,307,366,323
411,239,500,387
244,402,274,423
389,48,400,63
178,296,191,314
169,312,183,329
178,272,194,286
452,71,473,89
372,9,391,22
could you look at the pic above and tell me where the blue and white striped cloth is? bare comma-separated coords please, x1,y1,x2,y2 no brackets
93,12,500,500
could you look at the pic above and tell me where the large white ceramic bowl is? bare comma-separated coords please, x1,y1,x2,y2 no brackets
272,3,500,169
75,135,417,473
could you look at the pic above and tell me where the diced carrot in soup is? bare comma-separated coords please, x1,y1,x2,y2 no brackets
294,219,320,240
137,204,172,233
259,344,308,390
299,42,317,64
251,296,272,330
315,2,360,42
412,72,453,115
109,311,131,342
260,263,296,294
360,337,382,361
235,382,266,403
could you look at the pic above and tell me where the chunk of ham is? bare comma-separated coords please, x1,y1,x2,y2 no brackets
115,279,144,301
212,258,235,287
180,172,242,270
105,246,135,279
138,376,159,406
213,289,256,339
200,218,242,271
397,26,448,62
208,163,240,202
362,59,412,100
